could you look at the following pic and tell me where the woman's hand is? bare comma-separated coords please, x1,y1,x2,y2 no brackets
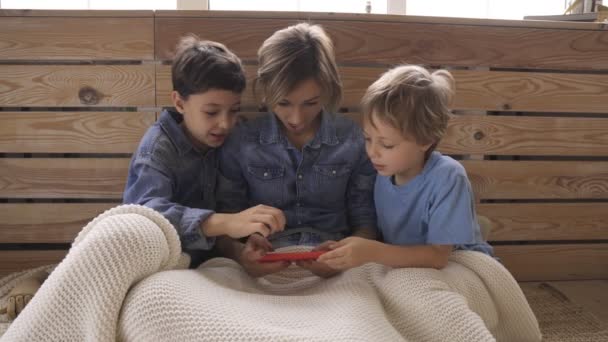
237,234,290,277
203,204,286,239
316,237,379,271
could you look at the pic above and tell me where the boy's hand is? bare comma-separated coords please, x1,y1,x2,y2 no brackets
316,237,378,271
203,205,286,239
296,241,341,278
238,234,290,277
228,205,286,238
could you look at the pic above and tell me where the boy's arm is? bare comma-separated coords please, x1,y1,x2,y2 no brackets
317,238,452,270
124,159,216,250
370,243,452,269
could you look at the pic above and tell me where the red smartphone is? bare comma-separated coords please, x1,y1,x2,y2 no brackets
259,251,326,262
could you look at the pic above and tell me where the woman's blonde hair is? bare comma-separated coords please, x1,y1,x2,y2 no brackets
361,65,454,147
254,23,342,113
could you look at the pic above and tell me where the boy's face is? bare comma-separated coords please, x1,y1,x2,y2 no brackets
272,78,323,140
363,114,432,186
172,89,241,150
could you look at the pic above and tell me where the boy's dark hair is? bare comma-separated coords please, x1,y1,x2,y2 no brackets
172,35,246,99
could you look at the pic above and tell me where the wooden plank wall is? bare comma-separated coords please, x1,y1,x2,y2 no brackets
0,10,155,275
1,10,607,281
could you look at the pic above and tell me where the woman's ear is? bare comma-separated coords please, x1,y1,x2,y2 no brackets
171,91,186,114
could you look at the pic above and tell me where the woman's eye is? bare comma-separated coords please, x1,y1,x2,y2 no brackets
277,102,289,107
305,102,319,106
382,144,395,149
205,112,218,116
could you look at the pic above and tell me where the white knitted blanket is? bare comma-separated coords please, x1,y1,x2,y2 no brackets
1,205,541,342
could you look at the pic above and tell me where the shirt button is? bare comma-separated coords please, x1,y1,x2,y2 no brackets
332,170,337,175
263,172,269,177
298,174,303,179
298,221,302,225
296,202,300,207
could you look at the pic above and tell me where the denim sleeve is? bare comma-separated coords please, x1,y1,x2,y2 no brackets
346,150,377,230
123,157,216,250
216,132,249,213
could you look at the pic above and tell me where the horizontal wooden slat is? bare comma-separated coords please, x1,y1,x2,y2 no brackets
0,250,66,277
156,16,608,70
0,17,153,60
464,161,608,200
237,113,608,157
155,11,603,30
0,158,129,199
0,112,155,153
0,65,155,107
451,70,608,113
157,65,608,113
0,10,153,17
495,244,608,281
0,203,116,243
478,203,608,241
441,116,608,156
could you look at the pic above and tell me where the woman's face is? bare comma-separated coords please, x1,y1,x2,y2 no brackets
272,78,323,140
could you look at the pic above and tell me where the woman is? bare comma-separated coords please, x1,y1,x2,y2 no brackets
215,23,377,278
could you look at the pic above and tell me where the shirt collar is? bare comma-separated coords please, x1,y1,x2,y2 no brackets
158,109,213,157
259,111,339,148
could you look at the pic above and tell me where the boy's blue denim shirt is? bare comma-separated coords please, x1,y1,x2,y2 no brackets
124,109,216,252
217,111,377,236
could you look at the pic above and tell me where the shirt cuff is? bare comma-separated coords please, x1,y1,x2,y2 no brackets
181,207,216,250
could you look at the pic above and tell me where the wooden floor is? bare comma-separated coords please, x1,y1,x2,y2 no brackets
521,280,608,326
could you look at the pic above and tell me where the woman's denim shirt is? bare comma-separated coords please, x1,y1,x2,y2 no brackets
217,112,377,236
123,110,216,252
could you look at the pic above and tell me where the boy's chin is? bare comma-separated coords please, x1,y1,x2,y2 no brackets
375,169,393,177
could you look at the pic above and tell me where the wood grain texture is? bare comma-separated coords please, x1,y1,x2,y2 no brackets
0,65,155,107
494,244,608,281
0,158,129,199
0,203,115,243
0,17,153,60
452,70,608,113
0,10,153,17
157,65,608,113
463,161,608,200
478,203,608,241
0,112,155,153
0,251,66,277
156,17,608,70
154,10,604,30
442,115,608,156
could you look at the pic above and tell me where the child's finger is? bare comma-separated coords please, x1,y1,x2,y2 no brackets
248,233,272,251
313,240,337,251
262,205,287,229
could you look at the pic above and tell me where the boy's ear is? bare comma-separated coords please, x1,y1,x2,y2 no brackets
420,142,434,153
171,91,186,114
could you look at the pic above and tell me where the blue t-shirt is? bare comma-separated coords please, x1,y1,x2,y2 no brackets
374,152,493,255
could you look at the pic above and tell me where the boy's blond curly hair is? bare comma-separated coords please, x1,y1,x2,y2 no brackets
362,65,455,149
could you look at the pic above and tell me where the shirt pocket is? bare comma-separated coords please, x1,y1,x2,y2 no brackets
312,163,351,207
246,165,286,208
